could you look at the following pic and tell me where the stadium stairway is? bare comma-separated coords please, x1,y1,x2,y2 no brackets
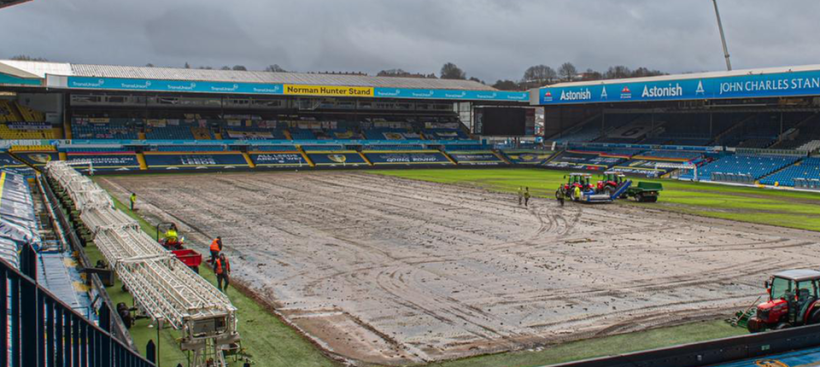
242,151,256,168
138,131,146,140
136,152,148,170
296,145,315,167
214,132,223,140
357,151,374,166
63,119,72,139
494,149,513,164
440,150,458,165
7,151,41,173
711,115,755,145
284,130,293,140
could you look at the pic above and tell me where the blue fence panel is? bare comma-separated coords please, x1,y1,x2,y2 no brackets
250,153,308,167
143,153,248,169
308,152,367,166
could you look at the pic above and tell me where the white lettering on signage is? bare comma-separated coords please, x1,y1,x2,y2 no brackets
560,89,592,101
641,83,683,98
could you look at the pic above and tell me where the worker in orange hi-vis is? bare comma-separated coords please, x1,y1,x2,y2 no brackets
209,236,222,264
214,253,231,292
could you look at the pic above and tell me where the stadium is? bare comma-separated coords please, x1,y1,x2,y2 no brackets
2,2,820,367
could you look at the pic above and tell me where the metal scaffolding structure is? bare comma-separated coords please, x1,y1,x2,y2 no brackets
46,161,240,366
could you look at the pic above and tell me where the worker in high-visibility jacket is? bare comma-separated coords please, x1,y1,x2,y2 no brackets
163,224,180,249
574,185,582,201
209,236,223,264
129,193,137,211
214,253,231,292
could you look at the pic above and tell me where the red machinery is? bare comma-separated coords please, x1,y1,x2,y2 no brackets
747,269,820,332
156,222,203,273
556,173,594,201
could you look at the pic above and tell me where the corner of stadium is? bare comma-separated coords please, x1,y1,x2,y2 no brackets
3,5,820,367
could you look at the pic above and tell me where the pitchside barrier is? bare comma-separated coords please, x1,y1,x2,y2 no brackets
143,151,249,170
66,152,141,172
10,151,60,167
363,150,453,166
250,151,308,167
447,151,507,166
307,151,368,167
503,151,554,165
546,323,820,367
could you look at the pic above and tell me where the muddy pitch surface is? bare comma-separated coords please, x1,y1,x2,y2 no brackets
99,171,820,365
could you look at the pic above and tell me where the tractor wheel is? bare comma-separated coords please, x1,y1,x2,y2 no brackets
648,196,658,203
809,309,820,325
774,322,792,330
192,266,200,274
555,190,562,200
604,187,614,197
636,193,644,202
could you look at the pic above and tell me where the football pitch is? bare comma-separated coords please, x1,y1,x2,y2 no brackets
93,168,820,366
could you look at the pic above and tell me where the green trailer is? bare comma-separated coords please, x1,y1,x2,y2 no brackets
626,182,663,202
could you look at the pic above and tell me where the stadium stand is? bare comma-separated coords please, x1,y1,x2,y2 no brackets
691,154,801,183
71,118,139,140
155,145,225,152
760,157,820,187
145,120,197,140
545,150,626,171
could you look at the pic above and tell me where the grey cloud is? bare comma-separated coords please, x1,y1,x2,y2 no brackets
1,0,819,82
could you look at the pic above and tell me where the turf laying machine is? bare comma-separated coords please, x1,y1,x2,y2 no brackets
557,172,633,203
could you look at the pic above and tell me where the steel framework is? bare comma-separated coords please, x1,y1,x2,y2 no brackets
45,161,240,366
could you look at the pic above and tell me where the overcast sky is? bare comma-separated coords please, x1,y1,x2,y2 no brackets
2,0,818,82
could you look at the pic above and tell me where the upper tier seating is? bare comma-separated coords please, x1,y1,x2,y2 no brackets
636,150,702,161
423,129,469,140
145,121,196,140
0,100,45,123
695,154,800,182
155,145,225,152
0,122,59,139
760,158,820,187
71,119,138,140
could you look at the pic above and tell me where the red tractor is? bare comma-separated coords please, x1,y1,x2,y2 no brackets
747,269,820,332
596,171,627,197
556,173,593,201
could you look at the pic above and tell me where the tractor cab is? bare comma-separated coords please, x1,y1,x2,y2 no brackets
597,171,626,195
556,173,593,201
747,269,820,332
566,173,592,188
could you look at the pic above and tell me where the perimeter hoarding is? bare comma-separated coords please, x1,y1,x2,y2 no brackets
539,69,820,105
61,76,529,102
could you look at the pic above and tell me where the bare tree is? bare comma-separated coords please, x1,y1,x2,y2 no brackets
11,55,47,61
232,65,247,71
265,64,287,72
581,68,603,81
604,66,632,79
558,62,577,82
492,80,522,91
522,65,557,87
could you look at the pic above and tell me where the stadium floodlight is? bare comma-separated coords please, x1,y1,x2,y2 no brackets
712,0,732,71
